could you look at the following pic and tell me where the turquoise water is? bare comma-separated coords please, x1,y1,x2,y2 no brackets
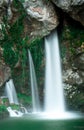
0,116,84,130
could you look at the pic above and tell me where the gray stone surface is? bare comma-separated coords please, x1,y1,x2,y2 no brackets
21,0,59,39
52,0,84,25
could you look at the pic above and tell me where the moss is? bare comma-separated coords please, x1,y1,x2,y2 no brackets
60,25,84,58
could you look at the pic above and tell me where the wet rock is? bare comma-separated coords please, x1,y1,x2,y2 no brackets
0,64,11,87
74,53,84,70
51,0,84,26
0,47,11,88
62,55,84,111
63,69,84,85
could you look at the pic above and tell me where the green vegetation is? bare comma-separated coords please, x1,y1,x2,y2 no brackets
2,98,9,104
0,0,27,68
0,105,7,113
60,25,84,58
0,0,44,93
0,0,44,88
10,104,20,110
0,0,29,90
18,93,32,105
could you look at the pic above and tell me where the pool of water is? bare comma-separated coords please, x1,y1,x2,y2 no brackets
0,115,84,130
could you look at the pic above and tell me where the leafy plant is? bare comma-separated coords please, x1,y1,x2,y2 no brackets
0,105,7,113
2,98,9,104
17,93,32,104
10,104,20,110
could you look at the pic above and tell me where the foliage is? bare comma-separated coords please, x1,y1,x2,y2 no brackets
0,105,7,113
17,93,32,104
2,98,8,104
0,0,44,96
0,0,30,94
61,25,84,57
10,104,20,110
0,0,27,68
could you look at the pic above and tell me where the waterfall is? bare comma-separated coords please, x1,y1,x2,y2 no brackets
28,50,40,113
44,31,65,113
5,79,19,104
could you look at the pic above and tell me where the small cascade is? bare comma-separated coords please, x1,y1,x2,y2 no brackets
20,107,28,114
44,31,65,113
5,79,19,104
28,50,40,113
7,107,23,117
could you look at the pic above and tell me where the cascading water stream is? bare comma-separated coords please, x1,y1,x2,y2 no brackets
5,79,19,104
43,30,82,119
44,31,65,113
5,80,28,117
28,50,40,113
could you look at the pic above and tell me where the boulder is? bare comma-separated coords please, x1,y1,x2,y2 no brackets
0,63,11,88
0,47,11,88
20,0,59,39
74,53,84,70
0,0,59,40
51,0,84,26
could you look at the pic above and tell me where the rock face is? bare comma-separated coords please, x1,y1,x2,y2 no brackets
0,0,59,39
62,45,84,111
52,0,84,25
74,53,84,70
0,48,11,88
62,55,84,111
0,0,59,40
62,53,84,86
0,64,10,87
20,0,59,39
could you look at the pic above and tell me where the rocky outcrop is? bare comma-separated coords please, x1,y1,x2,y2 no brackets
0,63,11,87
52,0,84,26
74,53,84,70
0,0,59,41
0,47,11,88
63,62,84,111
62,52,84,111
19,0,59,39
